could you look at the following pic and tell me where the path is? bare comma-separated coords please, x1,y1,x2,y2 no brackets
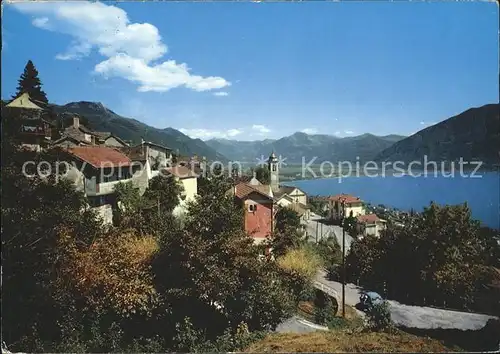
315,270,497,331
275,316,328,333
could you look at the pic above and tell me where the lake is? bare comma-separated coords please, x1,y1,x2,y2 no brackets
284,172,500,229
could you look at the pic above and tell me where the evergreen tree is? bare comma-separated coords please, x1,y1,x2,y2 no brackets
12,60,49,106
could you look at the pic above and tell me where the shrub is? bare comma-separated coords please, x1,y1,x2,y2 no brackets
366,301,393,331
313,290,336,325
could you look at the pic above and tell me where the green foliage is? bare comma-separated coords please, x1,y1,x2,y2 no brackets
313,290,336,325
366,301,393,332
2,143,297,352
309,236,342,280
254,165,270,185
343,214,358,237
12,60,48,106
270,207,306,256
346,202,500,314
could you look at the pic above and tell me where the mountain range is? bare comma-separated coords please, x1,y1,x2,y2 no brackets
374,103,499,167
5,99,498,167
206,133,406,163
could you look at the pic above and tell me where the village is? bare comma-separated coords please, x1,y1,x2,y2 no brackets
4,91,386,242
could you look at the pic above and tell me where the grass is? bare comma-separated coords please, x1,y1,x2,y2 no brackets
277,247,323,280
244,330,460,353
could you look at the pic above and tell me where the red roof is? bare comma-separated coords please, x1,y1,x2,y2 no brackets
328,193,362,204
67,146,132,168
163,165,198,178
357,214,381,224
232,182,273,200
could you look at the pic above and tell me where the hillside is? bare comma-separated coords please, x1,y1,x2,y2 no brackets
245,330,458,352
375,104,500,166
51,101,227,161
206,132,406,163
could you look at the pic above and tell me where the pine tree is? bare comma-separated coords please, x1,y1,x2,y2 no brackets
12,60,49,106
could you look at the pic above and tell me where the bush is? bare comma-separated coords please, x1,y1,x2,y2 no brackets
366,301,393,331
313,290,336,325
327,317,350,330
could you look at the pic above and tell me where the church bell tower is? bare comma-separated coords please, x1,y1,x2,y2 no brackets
268,152,279,192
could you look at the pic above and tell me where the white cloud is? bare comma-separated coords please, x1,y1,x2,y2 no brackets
301,128,318,134
420,121,426,125
180,128,243,140
344,130,355,135
32,17,51,29
13,2,230,93
252,124,271,135
334,131,341,136
213,91,229,97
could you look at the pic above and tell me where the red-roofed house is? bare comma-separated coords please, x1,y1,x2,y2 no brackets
327,193,365,222
356,214,387,238
64,146,144,224
229,182,275,245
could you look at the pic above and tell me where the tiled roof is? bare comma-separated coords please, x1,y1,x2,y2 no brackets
273,185,300,199
357,214,381,224
119,145,146,161
328,193,362,204
67,146,132,168
163,165,198,178
232,182,273,200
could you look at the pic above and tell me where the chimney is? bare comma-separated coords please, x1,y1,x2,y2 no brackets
73,117,80,129
253,171,257,179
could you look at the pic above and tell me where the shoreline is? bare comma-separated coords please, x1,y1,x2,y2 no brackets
280,168,499,182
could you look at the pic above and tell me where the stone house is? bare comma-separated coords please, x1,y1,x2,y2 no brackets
52,117,129,148
63,146,144,225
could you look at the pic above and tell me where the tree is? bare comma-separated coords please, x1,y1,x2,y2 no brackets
343,214,358,237
150,176,295,349
254,166,270,185
12,60,49,106
270,207,305,256
2,146,105,351
346,202,500,312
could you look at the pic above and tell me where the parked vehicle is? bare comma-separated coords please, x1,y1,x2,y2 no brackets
359,291,383,310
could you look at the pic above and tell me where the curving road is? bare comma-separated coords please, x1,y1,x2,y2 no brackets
314,270,498,331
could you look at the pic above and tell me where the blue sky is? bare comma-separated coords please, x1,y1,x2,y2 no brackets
2,1,498,141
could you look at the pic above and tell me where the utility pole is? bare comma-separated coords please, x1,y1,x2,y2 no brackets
315,221,319,243
320,222,323,240
341,199,346,318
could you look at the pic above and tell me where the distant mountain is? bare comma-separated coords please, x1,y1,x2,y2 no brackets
206,132,407,163
51,101,227,161
375,104,500,167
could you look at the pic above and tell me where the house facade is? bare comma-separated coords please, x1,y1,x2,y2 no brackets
231,182,275,245
356,214,387,238
163,165,198,216
328,194,365,221
63,146,144,225
5,93,53,151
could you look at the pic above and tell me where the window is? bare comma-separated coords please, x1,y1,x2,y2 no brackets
272,165,276,172
248,204,257,212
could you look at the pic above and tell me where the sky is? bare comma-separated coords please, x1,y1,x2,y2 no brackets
2,1,498,141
